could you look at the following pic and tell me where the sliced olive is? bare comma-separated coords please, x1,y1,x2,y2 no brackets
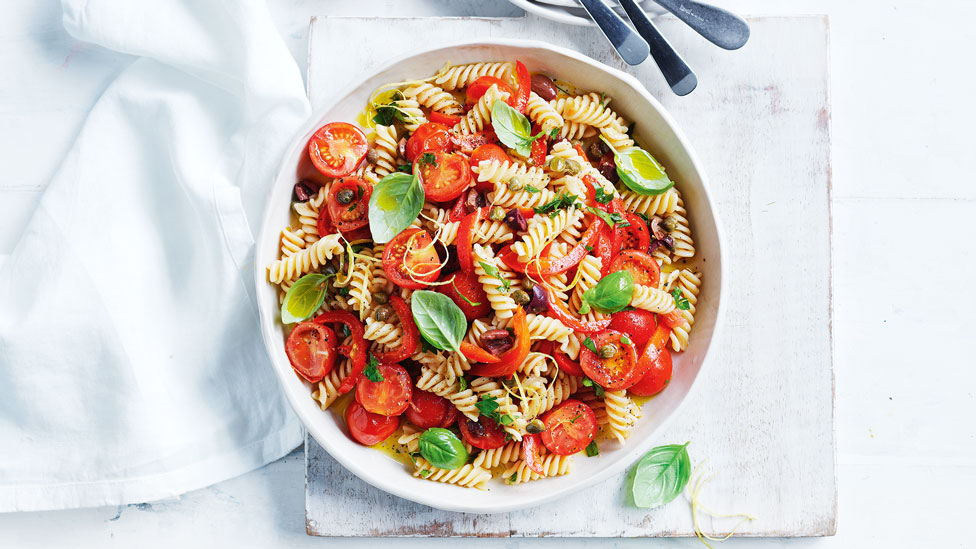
489,206,506,221
373,306,391,321
511,289,531,306
526,419,546,434
598,344,617,359
373,292,388,304
336,188,355,205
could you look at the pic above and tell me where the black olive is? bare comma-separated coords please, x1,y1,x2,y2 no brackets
530,74,558,101
524,284,549,314
293,180,318,202
503,208,528,232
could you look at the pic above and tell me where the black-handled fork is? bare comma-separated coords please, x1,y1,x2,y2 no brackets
618,0,698,96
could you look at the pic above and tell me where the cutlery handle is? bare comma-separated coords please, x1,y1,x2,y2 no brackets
652,0,750,50
578,0,650,66
618,0,698,96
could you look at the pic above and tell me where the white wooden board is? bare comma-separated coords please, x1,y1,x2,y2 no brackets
305,15,834,537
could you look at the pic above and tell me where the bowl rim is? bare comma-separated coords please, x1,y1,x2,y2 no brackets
254,37,726,513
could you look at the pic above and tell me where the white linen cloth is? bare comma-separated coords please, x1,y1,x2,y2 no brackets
0,0,310,511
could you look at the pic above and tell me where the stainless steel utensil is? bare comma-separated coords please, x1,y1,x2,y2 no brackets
618,0,698,95
651,0,750,50
578,0,650,66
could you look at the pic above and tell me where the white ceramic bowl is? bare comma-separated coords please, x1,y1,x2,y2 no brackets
255,39,724,513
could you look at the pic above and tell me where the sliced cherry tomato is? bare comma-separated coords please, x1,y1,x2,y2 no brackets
466,76,514,105
373,295,421,363
469,144,510,192
436,270,491,320
460,341,500,364
405,122,451,162
345,400,400,446
326,177,371,233
608,309,658,347
450,130,498,154
406,389,457,429
613,213,651,254
609,250,661,288
355,363,413,416
536,341,584,377
457,208,487,273
458,416,507,450
448,194,468,222
316,202,335,236
313,310,367,394
510,60,531,113
596,225,616,277
544,287,612,333
579,329,644,391
541,399,597,455
469,307,529,377
382,228,442,289
629,345,673,396
530,131,547,167
429,111,461,126
522,434,545,475
415,151,472,202
285,322,337,383
308,122,368,178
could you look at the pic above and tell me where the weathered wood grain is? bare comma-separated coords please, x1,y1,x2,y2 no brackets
305,15,834,537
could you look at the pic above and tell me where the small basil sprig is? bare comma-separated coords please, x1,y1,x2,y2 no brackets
280,273,333,324
368,172,424,243
411,290,466,353
578,271,634,315
630,442,692,508
418,428,468,470
602,137,674,196
492,100,546,157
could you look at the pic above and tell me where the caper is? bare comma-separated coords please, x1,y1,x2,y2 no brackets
489,206,506,221
526,419,546,434
373,292,388,304
598,344,617,359
336,188,355,205
547,157,568,173
373,306,391,321
511,289,531,306
564,159,582,175
507,177,524,192
661,216,678,233
321,263,338,276
520,278,536,291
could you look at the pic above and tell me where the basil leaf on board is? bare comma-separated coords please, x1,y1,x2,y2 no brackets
368,172,424,243
630,442,692,508
491,100,540,157
280,273,331,324
581,271,635,314
418,428,468,470
410,290,466,353
602,137,674,196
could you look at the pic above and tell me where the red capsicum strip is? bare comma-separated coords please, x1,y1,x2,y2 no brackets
468,307,529,377
509,60,531,113
521,433,546,475
497,218,604,278
457,207,487,273
543,287,612,333
313,310,367,394
648,320,672,350
460,341,501,364
537,341,584,376
372,295,420,364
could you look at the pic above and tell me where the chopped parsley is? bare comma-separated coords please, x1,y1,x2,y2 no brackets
478,261,511,292
587,206,629,228
671,288,691,310
584,244,593,251
548,127,560,138
457,376,468,392
599,91,607,110
582,377,605,398
508,472,518,483
593,186,615,204
419,469,432,478
419,152,438,168
397,164,412,173
524,185,541,193
371,92,406,126
585,441,600,457
337,287,350,296
620,335,633,346
364,354,384,382
533,192,579,217
476,394,514,425
582,336,598,354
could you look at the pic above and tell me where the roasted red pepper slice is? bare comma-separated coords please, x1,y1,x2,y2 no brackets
537,341,584,377
530,123,548,167
372,295,420,363
497,218,603,278
469,307,529,377
460,341,501,364
543,287,612,333
457,208,487,273
430,111,461,126
509,60,531,114
521,433,546,475
313,310,367,394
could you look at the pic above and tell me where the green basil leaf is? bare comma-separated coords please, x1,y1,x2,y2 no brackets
582,271,634,314
491,100,535,157
582,337,598,354
605,139,674,196
419,428,468,470
280,273,330,324
368,172,424,243
410,290,466,353
631,442,692,508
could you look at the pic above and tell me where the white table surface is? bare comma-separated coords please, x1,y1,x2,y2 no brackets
1,0,973,547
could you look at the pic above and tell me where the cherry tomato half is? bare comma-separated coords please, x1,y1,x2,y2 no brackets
613,213,651,254
458,416,507,450
541,399,597,455
326,177,371,233
580,329,644,391
355,363,413,416
382,228,442,289
345,400,401,446
308,122,368,178
608,309,658,348
429,111,461,127
629,345,673,397
469,144,510,192
608,250,661,288
405,389,458,429
436,270,491,320
416,151,472,202
405,122,451,163
466,76,514,105
285,322,337,383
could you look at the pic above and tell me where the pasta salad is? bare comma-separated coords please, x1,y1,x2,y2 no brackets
267,60,702,489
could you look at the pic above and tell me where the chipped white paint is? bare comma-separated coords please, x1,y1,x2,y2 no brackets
305,15,834,537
